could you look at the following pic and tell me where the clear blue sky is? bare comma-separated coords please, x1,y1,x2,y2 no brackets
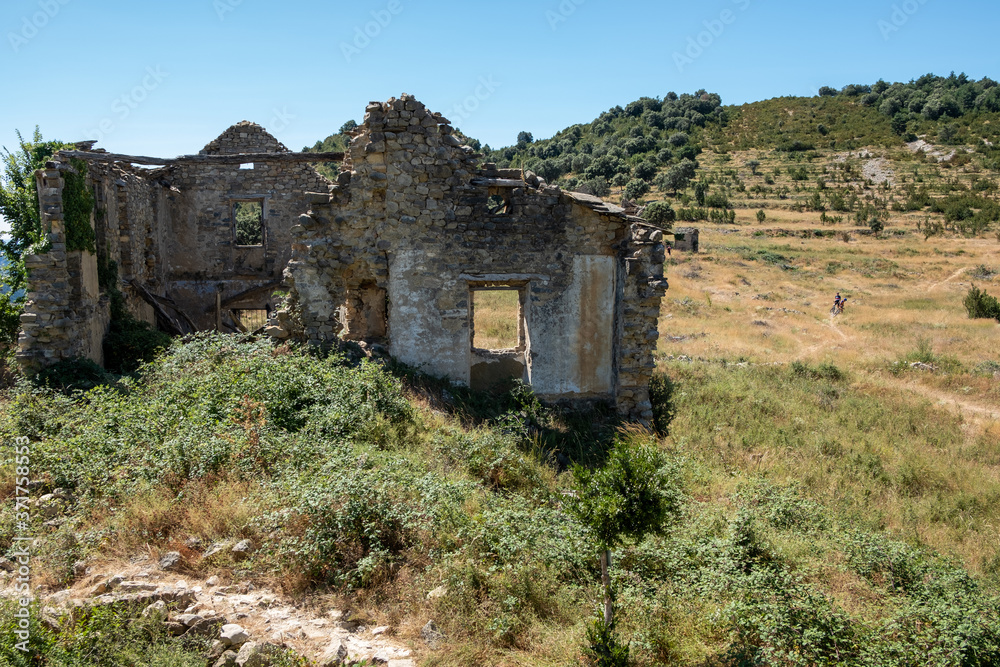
0,0,997,186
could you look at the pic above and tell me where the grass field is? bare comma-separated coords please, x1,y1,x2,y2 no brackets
659,221,1000,574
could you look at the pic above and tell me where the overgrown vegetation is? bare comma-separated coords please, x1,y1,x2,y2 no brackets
62,159,96,253
2,334,999,665
0,599,211,666
101,261,171,374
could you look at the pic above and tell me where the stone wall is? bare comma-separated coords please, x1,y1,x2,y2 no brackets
276,94,668,421
17,164,110,372
153,122,332,330
673,227,700,253
89,161,163,325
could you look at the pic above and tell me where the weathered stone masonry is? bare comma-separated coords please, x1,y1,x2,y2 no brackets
19,95,668,421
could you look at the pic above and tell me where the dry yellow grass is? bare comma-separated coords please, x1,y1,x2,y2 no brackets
472,289,520,350
658,219,1000,578
660,227,1000,415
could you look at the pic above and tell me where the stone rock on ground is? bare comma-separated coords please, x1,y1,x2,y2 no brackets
204,542,229,559
220,623,249,647
235,641,283,667
421,619,445,647
159,551,182,571
214,651,239,667
231,540,255,561
186,616,226,637
165,621,187,637
317,639,348,666
142,600,167,620
426,585,447,599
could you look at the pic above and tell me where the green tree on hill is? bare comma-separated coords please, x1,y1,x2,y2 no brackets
643,201,676,227
571,440,683,662
657,159,697,195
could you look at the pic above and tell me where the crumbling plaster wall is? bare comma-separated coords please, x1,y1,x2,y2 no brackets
89,161,165,325
277,94,668,421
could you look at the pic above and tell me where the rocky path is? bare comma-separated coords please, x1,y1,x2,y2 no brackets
1,560,426,666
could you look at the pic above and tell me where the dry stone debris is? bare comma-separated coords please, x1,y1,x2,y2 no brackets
159,551,183,571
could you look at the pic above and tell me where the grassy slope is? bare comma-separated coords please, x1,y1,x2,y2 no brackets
2,295,1000,665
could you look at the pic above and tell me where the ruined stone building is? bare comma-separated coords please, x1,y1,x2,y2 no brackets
19,95,668,421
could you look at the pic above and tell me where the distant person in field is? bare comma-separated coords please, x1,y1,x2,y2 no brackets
834,292,842,310
666,243,672,256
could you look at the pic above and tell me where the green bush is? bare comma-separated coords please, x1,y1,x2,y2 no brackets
584,617,631,666
35,357,115,393
964,286,1000,321
103,318,172,375
63,159,96,253
643,201,675,227
648,371,676,436
0,599,207,666
624,178,650,201
790,360,845,382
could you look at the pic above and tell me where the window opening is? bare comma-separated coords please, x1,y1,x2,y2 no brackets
471,288,521,350
487,187,512,215
235,309,269,332
234,200,264,246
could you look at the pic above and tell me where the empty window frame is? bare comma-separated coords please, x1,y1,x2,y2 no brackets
470,286,524,351
487,186,513,215
235,309,269,332
233,200,264,246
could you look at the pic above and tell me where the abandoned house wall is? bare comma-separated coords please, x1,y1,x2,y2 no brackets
672,227,699,252
18,96,667,423
156,122,333,330
18,157,175,371
18,165,105,371
275,94,668,421
90,161,164,325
